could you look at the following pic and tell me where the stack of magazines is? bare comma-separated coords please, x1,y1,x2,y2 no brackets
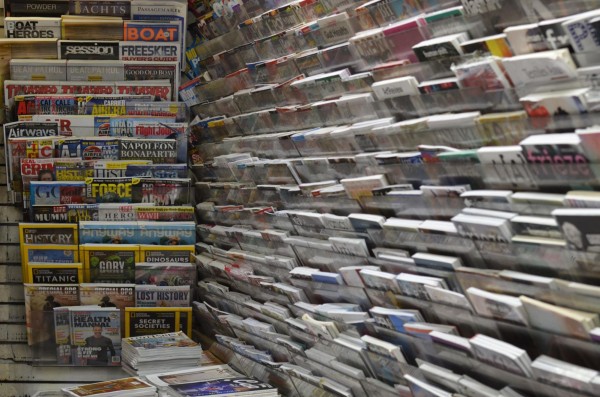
62,377,157,397
121,331,204,376
146,365,278,397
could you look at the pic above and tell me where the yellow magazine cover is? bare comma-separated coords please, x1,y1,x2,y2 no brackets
124,307,192,338
19,223,78,280
475,111,528,145
80,243,139,283
55,159,91,182
27,263,83,284
139,244,194,263
92,160,152,179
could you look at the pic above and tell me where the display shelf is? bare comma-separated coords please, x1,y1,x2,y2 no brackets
230,326,293,362
292,355,368,397
367,324,591,397
289,278,372,310
371,292,600,369
0,360,126,382
186,0,600,396
209,342,301,397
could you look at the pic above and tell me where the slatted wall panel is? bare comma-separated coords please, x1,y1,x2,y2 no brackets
0,118,125,396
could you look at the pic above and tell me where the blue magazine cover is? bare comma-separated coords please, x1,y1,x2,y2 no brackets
137,221,196,245
29,181,87,208
79,221,195,244
79,221,139,244
125,164,188,178
57,138,120,160
106,117,176,137
25,244,78,263
169,377,276,396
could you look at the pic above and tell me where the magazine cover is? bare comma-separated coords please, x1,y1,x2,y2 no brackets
122,330,198,352
28,263,83,284
124,307,192,337
31,205,81,223
135,263,195,286
69,0,131,17
34,95,79,114
92,160,152,179
57,137,120,160
130,0,186,67
119,41,180,63
27,114,102,137
4,17,62,38
78,221,140,244
63,203,99,222
130,178,191,206
85,177,142,204
24,284,79,348
146,365,241,387
54,306,71,364
70,306,121,366
80,243,139,283
135,285,191,307
8,136,60,195
96,203,150,221
553,209,600,251
78,221,195,244
168,377,277,397
20,158,56,196
122,101,187,121
29,181,86,207
135,221,196,245
80,94,153,115
134,206,195,221
55,160,89,182
114,119,186,162
62,377,155,397
124,62,179,101
23,244,80,272
118,138,179,163
3,121,59,194
125,163,188,178
123,20,180,42
114,80,173,100
19,223,78,276
79,283,136,309
139,244,194,263
66,60,125,82
19,223,78,245
105,116,176,137
10,60,67,82
31,203,101,222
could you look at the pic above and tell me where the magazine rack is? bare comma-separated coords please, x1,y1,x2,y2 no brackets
209,342,301,397
366,324,591,397
185,0,600,395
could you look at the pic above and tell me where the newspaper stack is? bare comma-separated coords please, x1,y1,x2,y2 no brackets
62,377,157,397
122,331,204,376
